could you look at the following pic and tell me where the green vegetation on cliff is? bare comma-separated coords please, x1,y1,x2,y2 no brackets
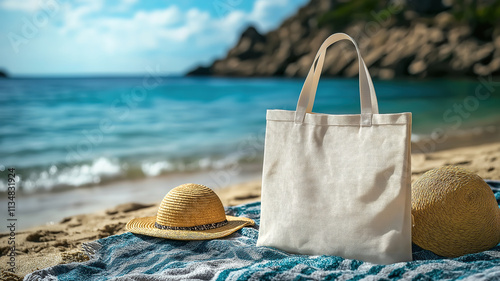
188,0,500,79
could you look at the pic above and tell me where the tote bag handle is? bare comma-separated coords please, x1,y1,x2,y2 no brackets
294,33,379,126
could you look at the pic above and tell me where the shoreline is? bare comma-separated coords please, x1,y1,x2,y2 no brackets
1,141,499,279
3,123,499,198
0,166,262,231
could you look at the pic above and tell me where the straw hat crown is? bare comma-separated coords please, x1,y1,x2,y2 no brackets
126,183,254,240
412,166,500,257
156,183,227,228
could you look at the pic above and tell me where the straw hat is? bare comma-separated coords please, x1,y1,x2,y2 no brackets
412,166,500,257
126,183,254,240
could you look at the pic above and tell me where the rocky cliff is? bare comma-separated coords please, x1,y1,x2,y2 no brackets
187,0,500,79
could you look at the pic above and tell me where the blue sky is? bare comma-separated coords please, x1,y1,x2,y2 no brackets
0,0,308,76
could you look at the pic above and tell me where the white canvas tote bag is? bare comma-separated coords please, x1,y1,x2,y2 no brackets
256,33,412,264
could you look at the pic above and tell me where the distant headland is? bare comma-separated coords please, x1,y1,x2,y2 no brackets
187,0,500,79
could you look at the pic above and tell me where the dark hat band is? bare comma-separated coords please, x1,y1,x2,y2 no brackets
154,219,228,231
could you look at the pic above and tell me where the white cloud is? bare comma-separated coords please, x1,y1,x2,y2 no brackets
56,4,243,55
60,1,103,33
113,0,137,12
0,0,41,12
0,0,308,75
57,5,186,54
55,0,306,50
134,8,180,26
249,0,308,31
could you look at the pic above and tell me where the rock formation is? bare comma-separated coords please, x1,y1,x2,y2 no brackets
187,0,500,79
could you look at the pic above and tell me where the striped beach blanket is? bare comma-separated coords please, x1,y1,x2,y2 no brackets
26,181,500,280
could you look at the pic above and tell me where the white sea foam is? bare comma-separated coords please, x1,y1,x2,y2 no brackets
141,161,174,177
4,151,260,194
20,157,122,193
212,153,242,169
0,181,6,192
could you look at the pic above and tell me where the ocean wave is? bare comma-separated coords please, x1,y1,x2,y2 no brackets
2,124,498,194
4,157,123,193
0,153,261,194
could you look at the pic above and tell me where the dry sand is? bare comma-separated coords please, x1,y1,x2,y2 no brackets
1,142,499,280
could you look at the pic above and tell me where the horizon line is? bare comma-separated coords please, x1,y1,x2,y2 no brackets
0,73,185,79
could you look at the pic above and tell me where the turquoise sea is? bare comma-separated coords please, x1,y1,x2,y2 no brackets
1,77,500,195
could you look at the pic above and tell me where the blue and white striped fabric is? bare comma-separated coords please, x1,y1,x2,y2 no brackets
26,181,500,281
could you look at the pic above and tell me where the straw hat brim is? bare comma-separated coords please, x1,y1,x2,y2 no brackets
126,215,255,240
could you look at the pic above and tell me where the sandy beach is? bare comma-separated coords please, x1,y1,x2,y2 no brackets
1,141,500,280
3,0,500,279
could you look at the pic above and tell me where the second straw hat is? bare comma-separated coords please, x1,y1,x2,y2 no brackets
126,183,254,240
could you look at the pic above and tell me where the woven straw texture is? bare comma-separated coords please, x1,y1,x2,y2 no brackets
412,166,500,257
156,183,226,227
126,183,254,240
